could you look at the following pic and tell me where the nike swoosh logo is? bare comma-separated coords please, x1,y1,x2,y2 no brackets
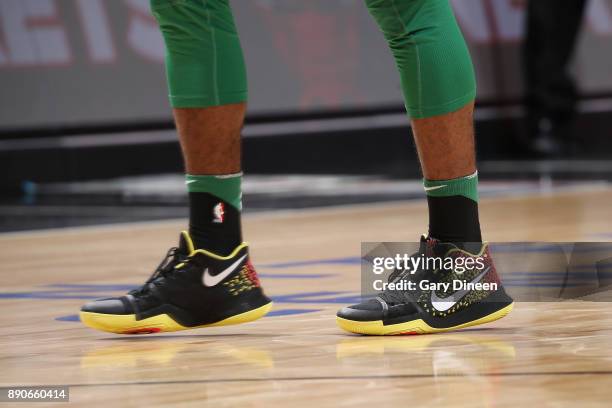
202,254,248,287
430,266,491,312
185,180,197,184
424,185,447,192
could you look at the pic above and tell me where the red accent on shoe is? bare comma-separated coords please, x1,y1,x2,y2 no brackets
244,261,261,287
123,328,161,335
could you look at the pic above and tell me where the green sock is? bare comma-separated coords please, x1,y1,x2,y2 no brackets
185,173,243,253
423,171,479,203
423,172,481,243
185,173,242,210
365,0,476,119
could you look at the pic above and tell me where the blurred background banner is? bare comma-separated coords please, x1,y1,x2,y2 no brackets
1,0,612,131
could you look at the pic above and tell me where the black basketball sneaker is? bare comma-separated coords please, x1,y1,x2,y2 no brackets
337,237,513,335
80,231,272,334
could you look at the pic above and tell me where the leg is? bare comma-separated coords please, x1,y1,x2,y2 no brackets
153,0,248,254
366,0,480,243
175,105,245,176
79,0,272,335
336,0,513,335
176,104,246,254
413,103,481,243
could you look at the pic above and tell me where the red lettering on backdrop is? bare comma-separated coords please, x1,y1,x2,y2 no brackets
0,0,71,67
76,0,116,64
125,0,164,63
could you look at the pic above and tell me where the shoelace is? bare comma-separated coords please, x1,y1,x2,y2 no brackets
129,247,181,296
380,243,465,305
380,246,435,305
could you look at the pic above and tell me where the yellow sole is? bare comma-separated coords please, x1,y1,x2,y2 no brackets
80,302,273,335
336,303,513,335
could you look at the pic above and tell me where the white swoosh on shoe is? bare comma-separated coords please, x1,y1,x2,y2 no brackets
430,266,491,312
202,254,248,287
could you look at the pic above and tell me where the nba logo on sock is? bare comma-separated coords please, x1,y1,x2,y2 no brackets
213,202,225,223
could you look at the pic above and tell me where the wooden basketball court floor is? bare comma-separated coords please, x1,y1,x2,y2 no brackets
2,187,612,407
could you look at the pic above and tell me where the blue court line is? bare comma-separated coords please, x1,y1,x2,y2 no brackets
260,257,360,269
56,315,80,322
267,308,322,317
271,291,363,304
45,284,137,291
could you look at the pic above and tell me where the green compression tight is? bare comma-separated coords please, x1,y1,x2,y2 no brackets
150,0,247,108
151,0,475,117
365,0,476,118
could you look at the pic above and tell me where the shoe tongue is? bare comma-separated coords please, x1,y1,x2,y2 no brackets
178,231,195,255
424,236,484,257
421,235,459,258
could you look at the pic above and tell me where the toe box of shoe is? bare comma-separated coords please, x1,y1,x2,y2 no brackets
81,296,134,315
337,299,384,322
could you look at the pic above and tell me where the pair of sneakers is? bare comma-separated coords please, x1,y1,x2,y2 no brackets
80,232,513,335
